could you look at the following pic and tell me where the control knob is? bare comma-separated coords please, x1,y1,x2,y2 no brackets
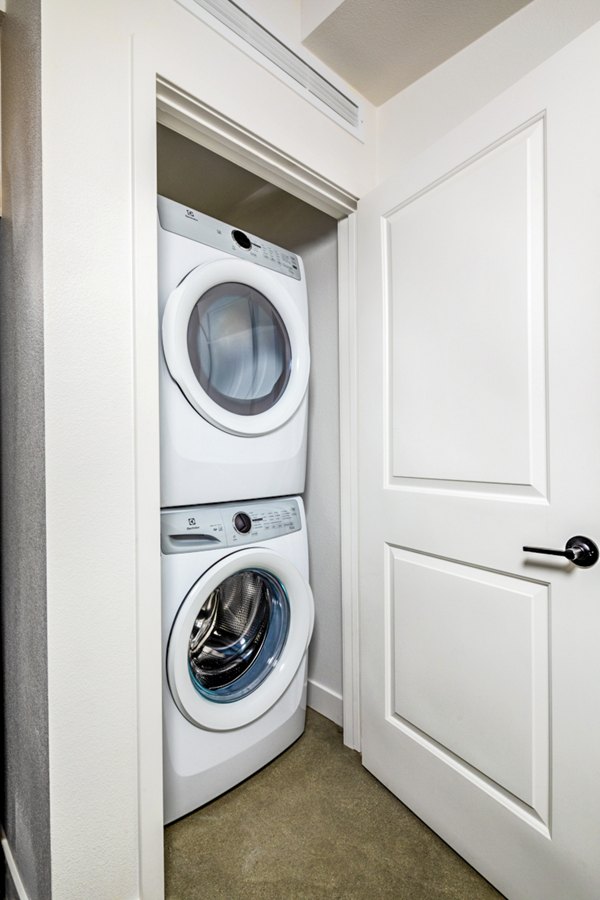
233,512,252,534
232,229,252,250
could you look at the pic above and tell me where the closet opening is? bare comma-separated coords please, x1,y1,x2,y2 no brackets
156,118,344,827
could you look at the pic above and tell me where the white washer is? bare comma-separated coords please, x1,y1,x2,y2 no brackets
158,195,310,507
162,495,314,823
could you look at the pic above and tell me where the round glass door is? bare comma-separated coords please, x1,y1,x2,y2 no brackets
188,567,290,703
162,258,310,436
167,547,314,730
187,283,292,417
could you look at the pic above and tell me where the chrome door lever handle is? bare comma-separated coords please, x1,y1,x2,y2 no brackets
523,535,599,568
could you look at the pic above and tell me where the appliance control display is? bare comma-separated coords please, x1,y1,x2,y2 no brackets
225,499,301,546
161,498,301,553
158,195,302,281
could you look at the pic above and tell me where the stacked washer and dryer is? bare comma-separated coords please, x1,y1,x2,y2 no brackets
157,195,315,823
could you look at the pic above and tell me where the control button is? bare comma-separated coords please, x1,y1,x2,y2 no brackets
232,229,252,250
233,512,252,534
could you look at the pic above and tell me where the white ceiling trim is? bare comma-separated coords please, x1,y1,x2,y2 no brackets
156,77,358,219
175,0,365,138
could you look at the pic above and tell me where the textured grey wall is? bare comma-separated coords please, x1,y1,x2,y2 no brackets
1,1,51,898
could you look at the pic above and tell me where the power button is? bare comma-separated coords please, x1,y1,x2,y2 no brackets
232,229,252,250
233,512,252,534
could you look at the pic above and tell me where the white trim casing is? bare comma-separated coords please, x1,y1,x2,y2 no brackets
133,44,166,900
307,678,344,727
338,213,361,751
156,78,359,220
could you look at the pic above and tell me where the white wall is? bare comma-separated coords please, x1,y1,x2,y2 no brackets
39,1,373,898
42,1,140,895
295,227,343,723
237,0,301,44
377,0,600,178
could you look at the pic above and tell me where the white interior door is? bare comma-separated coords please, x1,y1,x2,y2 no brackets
357,22,600,900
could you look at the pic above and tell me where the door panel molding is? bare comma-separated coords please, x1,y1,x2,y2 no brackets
382,117,548,499
386,544,550,827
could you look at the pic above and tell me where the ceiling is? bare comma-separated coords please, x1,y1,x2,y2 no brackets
302,0,535,105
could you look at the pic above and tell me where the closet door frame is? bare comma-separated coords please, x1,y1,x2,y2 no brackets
132,61,362,900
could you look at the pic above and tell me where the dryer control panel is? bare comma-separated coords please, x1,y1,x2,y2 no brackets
161,498,301,554
158,195,302,281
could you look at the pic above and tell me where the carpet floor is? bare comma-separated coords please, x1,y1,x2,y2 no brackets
165,708,504,899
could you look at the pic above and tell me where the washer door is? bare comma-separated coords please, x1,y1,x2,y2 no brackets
167,547,314,731
162,258,310,436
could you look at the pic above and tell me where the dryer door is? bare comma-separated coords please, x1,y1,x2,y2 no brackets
162,258,310,436
167,547,314,731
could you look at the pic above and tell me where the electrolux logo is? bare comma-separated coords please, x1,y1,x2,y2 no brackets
185,208,198,221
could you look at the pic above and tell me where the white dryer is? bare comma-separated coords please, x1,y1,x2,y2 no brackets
158,195,310,507
161,495,314,823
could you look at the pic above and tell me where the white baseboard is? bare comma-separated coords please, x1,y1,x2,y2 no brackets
307,678,343,727
1,829,30,900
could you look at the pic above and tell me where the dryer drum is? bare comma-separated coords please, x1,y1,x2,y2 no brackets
187,283,292,417
188,568,290,703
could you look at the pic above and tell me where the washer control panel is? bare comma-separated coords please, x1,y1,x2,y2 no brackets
158,195,301,281
161,498,301,554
